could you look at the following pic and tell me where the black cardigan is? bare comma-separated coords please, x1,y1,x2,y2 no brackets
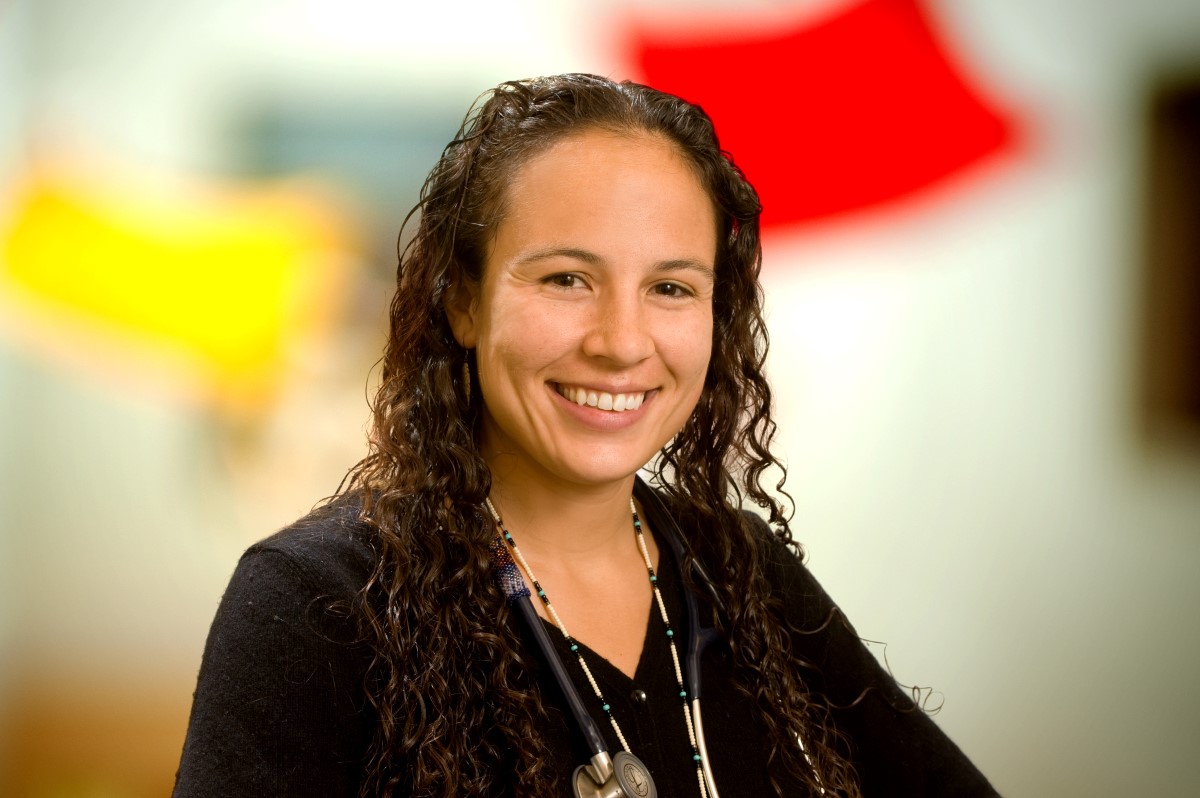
174,496,998,797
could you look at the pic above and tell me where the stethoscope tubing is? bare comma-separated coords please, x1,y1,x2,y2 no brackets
513,597,611,759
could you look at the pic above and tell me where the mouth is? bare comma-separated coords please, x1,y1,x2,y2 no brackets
554,383,647,412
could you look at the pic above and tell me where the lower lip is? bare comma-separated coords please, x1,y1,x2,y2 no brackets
549,384,655,430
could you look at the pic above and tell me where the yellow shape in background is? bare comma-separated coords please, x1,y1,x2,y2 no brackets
1,162,355,409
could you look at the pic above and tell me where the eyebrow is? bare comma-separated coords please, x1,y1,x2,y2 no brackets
516,247,602,266
655,259,716,282
516,246,716,281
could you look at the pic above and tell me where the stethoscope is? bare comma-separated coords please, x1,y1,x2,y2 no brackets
494,478,727,798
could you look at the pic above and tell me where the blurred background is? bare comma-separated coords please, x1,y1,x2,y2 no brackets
1,0,1198,795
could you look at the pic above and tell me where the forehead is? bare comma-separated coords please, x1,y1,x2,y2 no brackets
506,129,706,202
484,130,718,269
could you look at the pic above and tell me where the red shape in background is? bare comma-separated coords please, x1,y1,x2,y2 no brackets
624,0,1016,231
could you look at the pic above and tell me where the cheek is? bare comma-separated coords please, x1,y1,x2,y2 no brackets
664,313,715,390
477,312,567,382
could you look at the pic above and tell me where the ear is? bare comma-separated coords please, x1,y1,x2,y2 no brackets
445,279,479,348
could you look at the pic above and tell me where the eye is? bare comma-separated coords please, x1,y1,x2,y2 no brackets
652,281,694,298
545,273,583,289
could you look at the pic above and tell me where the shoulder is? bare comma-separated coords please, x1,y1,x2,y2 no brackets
739,509,833,630
201,492,381,679
239,494,378,601
737,506,804,569
738,507,796,560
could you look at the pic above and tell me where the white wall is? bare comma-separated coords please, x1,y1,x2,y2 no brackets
764,4,1200,795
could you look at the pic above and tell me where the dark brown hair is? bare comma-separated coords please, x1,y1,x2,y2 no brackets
344,73,862,797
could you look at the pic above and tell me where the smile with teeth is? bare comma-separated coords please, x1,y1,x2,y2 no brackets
555,383,646,412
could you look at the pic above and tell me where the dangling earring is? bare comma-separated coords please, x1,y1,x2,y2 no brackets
461,349,472,405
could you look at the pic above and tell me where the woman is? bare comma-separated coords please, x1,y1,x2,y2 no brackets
175,74,997,797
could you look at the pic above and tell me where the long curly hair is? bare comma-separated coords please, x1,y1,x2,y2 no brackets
343,74,863,797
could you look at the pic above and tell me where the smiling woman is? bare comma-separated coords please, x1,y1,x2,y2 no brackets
173,74,998,798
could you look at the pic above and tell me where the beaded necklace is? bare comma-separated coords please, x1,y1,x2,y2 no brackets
485,496,709,798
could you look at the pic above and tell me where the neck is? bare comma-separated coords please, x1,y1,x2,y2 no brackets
485,472,639,564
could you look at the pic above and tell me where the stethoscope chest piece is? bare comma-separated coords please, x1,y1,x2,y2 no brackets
573,750,657,798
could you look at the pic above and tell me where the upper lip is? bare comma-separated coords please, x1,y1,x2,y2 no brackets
552,381,653,394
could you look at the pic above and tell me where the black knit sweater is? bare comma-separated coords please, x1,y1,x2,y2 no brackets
174,495,998,797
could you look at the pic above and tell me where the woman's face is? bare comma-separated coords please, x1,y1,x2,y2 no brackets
449,129,717,493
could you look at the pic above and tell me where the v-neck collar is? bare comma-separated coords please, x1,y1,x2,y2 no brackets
535,531,680,688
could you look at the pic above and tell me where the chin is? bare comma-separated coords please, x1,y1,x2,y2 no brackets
549,452,657,488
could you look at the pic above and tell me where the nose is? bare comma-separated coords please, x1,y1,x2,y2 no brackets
581,290,655,365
